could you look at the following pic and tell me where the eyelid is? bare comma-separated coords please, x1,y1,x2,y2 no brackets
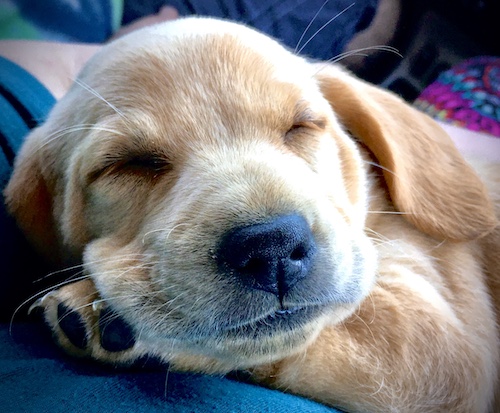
87,152,172,183
292,108,326,131
124,153,171,168
292,119,326,131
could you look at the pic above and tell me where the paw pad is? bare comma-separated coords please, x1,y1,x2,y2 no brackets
57,303,88,349
98,307,136,352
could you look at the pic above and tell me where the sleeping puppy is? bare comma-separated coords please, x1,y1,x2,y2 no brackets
4,17,500,413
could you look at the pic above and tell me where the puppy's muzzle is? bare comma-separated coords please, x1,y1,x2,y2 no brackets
216,214,316,300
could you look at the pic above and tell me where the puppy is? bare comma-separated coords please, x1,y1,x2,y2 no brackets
5,18,500,413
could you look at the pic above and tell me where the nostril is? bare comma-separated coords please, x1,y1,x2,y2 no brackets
241,258,267,275
290,245,308,262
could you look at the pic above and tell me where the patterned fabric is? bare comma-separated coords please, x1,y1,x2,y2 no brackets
415,56,500,138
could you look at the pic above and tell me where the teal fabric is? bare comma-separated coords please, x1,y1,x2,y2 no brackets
0,323,341,412
0,56,56,127
0,56,56,159
4,0,121,41
0,57,54,318
0,92,29,162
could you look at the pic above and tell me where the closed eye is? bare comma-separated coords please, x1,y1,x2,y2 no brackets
121,154,172,172
286,103,326,139
288,119,326,133
88,153,172,182
285,117,326,141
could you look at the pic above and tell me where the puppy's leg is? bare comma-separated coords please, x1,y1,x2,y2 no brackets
250,283,498,413
31,279,141,363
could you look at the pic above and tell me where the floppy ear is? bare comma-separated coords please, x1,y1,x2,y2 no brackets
4,126,63,263
315,64,498,241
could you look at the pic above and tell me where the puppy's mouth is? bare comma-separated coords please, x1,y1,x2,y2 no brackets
221,303,328,337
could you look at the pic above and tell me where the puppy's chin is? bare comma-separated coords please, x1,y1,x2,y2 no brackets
141,307,348,373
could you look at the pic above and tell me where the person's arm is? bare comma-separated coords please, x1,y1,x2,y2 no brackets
0,41,100,100
0,6,178,100
439,121,500,163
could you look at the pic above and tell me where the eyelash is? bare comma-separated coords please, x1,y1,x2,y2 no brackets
89,154,172,182
285,121,323,141
121,155,171,172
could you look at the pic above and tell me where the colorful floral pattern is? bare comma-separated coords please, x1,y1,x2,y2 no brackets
415,56,500,138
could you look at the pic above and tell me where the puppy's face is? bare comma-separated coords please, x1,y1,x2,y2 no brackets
14,17,496,371
47,18,376,367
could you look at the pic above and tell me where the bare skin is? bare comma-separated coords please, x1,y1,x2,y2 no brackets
0,6,178,99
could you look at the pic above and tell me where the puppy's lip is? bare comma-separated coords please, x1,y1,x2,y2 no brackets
272,306,304,317
222,303,327,335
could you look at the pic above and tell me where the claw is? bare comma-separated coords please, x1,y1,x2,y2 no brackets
28,291,56,315
92,300,104,313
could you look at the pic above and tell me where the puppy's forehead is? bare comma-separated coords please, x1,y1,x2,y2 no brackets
146,17,311,82
82,17,331,149
104,17,322,104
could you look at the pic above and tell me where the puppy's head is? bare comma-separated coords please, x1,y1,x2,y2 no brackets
5,18,496,370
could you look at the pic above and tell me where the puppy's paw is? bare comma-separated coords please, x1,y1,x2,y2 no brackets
29,279,141,363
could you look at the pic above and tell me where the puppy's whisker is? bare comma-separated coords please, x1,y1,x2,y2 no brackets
73,78,126,119
163,365,171,400
366,210,412,216
295,0,330,53
312,45,401,79
85,255,154,273
141,223,190,244
365,160,427,201
327,45,402,64
82,290,162,316
33,265,85,283
297,3,355,55
364,226,394,245
34,253,150,283
147,291,192,333
365,160,395,175
93,262,155,281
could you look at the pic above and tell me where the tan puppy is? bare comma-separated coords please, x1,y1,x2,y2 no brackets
5,18,500,413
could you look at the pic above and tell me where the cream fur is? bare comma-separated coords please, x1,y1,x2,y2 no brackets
5,17,500,413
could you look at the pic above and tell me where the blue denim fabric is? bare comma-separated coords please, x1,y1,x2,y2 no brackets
0,323,342,412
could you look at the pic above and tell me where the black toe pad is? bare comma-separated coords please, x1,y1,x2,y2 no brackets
98,307,136,352
57,303,88,349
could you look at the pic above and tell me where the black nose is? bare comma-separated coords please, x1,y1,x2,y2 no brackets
216,214,316,299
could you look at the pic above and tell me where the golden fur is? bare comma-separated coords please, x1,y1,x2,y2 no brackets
4,18,500,413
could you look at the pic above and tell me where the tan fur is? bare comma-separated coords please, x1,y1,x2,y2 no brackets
4,18,500,413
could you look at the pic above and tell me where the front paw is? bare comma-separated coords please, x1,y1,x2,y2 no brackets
30,279,141,363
